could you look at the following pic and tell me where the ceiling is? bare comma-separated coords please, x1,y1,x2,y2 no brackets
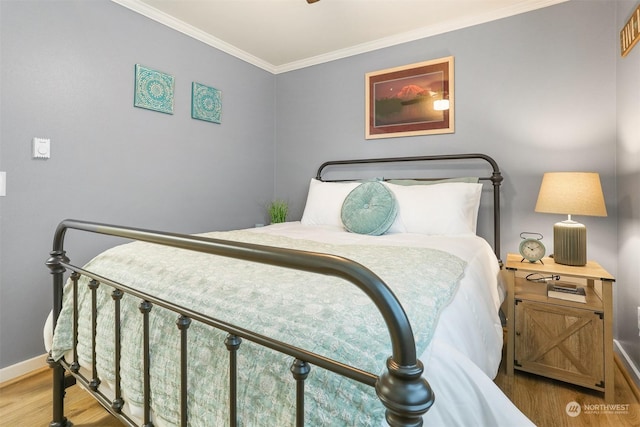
113,0,567,74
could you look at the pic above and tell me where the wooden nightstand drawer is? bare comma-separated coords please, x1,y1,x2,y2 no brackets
514,299,604,391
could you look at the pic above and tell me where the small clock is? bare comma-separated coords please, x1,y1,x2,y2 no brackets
519,232,545,264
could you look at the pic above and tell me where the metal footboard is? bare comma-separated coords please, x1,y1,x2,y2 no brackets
47,219,434,427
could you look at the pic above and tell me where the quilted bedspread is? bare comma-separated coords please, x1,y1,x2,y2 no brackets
51,230,466,426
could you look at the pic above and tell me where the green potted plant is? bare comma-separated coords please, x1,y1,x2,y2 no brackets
268,200,288,224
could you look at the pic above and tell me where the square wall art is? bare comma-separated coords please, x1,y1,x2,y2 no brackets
191,82,222,124
134,64,175,114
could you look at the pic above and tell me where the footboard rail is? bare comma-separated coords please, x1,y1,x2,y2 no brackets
47,219,434,427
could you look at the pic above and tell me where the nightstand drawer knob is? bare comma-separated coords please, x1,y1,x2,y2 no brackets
515,331,521,336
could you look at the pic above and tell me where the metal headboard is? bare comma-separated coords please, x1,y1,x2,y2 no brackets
315,153,503,263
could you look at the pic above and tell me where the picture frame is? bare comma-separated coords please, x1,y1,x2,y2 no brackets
365,56,454,139
134,64,175,115
191,82,222,124
620,3,640,57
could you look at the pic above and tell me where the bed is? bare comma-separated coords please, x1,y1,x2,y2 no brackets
45,153,534,427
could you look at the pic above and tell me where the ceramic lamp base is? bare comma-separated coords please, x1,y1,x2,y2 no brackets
553,220,587,266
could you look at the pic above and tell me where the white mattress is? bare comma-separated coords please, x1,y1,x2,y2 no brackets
45,222,533,426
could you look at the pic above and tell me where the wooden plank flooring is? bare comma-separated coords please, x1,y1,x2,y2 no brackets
493,354,640,426
0,367,120,427
1,357,638,426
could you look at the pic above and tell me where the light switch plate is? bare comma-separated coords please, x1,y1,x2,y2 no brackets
0,171,5,196
33,137,51,159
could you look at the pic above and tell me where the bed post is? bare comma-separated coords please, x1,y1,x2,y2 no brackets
376,357,434,427
488,163,503,264
46,249,70,427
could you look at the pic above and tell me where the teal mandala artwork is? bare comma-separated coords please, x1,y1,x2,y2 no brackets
191,82,222,124
134,64,175,114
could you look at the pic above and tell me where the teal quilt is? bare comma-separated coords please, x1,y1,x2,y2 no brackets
51,230,466,426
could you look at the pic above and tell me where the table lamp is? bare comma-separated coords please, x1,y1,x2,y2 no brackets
534,172,607,266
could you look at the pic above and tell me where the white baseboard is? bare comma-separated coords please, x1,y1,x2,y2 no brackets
0,353,48,384
614,339,640,389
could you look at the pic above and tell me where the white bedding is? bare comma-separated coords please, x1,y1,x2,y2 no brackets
45,222,533,426
247,223,533,426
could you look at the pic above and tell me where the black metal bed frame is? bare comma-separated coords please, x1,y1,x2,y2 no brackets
46,153,502,427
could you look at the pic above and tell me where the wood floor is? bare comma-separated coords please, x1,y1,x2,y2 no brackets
493,354,639,427
0,366,121,427
1,357,638,427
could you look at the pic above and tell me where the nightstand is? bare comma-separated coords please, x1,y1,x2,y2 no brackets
504,253,615,402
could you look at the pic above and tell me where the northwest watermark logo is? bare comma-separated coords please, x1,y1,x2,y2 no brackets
565,401,630,417
565,401,581,417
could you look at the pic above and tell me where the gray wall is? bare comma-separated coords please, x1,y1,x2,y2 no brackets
0,0,276,368
616,0,640,384
276,0,631,364
2,0,637,383
276,0,617,268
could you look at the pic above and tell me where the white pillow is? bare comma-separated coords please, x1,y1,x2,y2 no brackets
301,178,360,227
384,182,483,235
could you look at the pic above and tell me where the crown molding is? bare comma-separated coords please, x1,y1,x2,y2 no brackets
274,0,568,74
113,0,568,75
112,0,277,73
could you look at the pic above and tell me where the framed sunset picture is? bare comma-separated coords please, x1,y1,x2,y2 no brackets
365,56,454,139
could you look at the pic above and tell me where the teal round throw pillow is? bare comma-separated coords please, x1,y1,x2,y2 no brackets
341,181,398,235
